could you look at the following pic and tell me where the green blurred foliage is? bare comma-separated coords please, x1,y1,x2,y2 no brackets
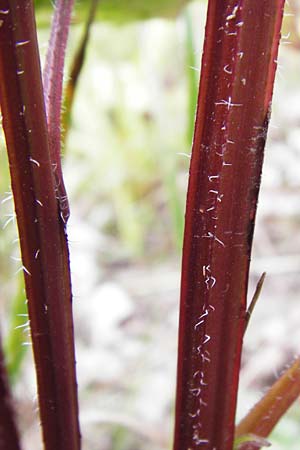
35,0,193,24
62,8,202,258
269,402,300,450
4,276,28,385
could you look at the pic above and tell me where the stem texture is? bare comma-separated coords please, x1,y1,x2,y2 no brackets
0,2,80,449
43,0,75,224
173,1,285,449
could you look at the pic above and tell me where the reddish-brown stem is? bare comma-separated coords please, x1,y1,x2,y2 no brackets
0,342,21,450
173,2,284,449
0,2,80,449
43,0,75,224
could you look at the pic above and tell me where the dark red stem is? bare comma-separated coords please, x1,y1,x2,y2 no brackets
173,1,284,449
43,0,75,224
0,2,80,449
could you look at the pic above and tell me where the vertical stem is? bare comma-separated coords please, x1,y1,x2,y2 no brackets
43,0,75,224
0,2,80,449
173,1,285,449
62,0,100,143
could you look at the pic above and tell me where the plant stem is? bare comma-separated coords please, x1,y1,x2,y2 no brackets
0,2,80,449
43,0,75,224
173,1,285,449
62,0,100,143
244,272,266,332
235,356,300,450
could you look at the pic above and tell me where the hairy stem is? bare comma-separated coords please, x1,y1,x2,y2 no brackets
0,2,80,449
173,1,285,449
43,0,75,224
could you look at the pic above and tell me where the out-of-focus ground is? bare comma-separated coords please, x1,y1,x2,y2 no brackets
0,1,299,449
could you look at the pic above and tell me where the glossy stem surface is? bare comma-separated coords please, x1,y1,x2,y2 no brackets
0,2,80,449
173,2,285,449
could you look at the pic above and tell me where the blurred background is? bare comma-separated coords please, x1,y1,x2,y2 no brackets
0,0,299,449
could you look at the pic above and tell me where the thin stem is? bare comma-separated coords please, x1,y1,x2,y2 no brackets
244,272,266,332
43,0,75,224
62,0,100,143
235,356,300,450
